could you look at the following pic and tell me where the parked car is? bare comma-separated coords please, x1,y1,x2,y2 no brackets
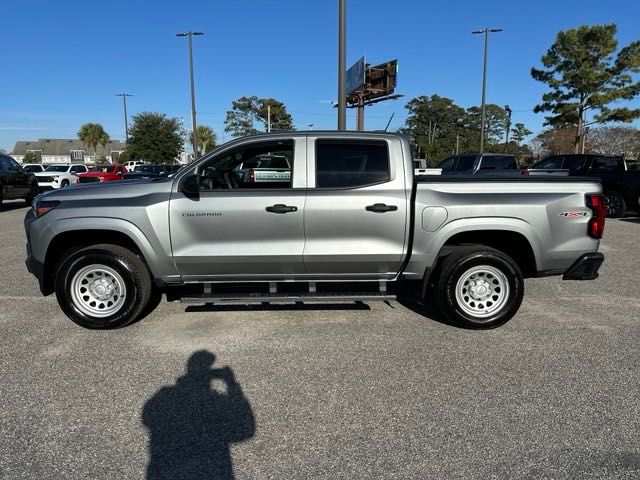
34,163,89,191
123,164,182,180
123,160,147,171
0,154,38,209
530,154,640,217
76,164,128,184
22,164,45,174
438,153,519,175
25,132,605,330
232,154,292,184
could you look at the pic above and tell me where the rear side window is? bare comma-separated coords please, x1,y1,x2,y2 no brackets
480,155,514,170
316,140,390,188
591,156,622,172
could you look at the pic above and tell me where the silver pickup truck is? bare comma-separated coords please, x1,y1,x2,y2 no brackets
24,132,606,330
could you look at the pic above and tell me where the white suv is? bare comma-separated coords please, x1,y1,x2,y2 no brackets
34,164,89,191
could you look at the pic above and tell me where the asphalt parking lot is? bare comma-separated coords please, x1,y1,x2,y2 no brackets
1,200,639,479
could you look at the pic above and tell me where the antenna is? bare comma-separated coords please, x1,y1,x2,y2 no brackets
384,112,396,132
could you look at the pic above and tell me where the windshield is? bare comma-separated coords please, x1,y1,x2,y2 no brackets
135,165,159,173
92,165,115,173
45,165,69,172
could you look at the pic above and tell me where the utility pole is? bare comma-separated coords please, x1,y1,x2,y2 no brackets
337,0,347,130
504,104,512,152
176,31,204,158
115,93,132,143
472,28,502,154
267,104,272,132
456,134,461,155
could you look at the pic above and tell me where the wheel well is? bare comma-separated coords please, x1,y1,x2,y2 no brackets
43,230,143,294
440,230,537,278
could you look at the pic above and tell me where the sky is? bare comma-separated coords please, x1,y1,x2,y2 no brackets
1,0,639,153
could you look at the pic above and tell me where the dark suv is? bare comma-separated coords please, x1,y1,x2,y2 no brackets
532,154,640,217
0,155,39,210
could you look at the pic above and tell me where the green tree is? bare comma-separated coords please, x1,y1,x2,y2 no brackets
532,24,640,153
224,96,294,137
191,125,217,156
77,123,110,163
511,123,533,145
127,112,184,164
22,151,39,163
403,95,469,164
256,98,294,131
465,104,510,145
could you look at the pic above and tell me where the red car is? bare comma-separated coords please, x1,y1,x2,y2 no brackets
76,164,128,184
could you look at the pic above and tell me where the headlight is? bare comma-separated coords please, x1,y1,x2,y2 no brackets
33,199,60,218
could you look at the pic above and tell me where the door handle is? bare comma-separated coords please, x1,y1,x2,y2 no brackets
266,204,298,214
366,203,398,213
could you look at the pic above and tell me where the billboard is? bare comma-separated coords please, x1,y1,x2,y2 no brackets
345,56,366,96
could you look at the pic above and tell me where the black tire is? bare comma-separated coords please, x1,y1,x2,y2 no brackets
432,246,524,329
60,180,70,188
24,182,38,206
604,191,627,218
55,244,153,329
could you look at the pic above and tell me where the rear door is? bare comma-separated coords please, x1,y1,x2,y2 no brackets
303,137,408,279
170,137,307,281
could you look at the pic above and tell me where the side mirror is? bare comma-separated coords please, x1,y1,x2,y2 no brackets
179,172,200,196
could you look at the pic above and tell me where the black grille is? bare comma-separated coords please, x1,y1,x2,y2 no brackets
78,177,100,183
37,176,55,183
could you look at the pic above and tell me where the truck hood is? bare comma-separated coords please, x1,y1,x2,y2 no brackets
38,177,174,202
34,171,64,177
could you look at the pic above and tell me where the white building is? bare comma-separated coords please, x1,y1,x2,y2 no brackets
11,138,126,164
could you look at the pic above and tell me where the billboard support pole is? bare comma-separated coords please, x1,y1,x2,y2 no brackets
356,94,364,131
338,0,347,130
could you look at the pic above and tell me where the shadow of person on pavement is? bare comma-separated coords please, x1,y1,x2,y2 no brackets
142,350,255,480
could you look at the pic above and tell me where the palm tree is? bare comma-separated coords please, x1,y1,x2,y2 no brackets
191,125,217,157
77,123,110,163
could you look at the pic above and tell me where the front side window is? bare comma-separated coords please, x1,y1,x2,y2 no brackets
93,165,115,173
562,156,586,173
316,140,389,188
480,156,504,170
198,140,294,191
437,156,456,173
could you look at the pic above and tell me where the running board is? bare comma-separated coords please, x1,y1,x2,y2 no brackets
180,292,396,305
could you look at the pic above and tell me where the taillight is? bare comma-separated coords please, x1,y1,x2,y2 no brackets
248,168,255,183
586,194,606,239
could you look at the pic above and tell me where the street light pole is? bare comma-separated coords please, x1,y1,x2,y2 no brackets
472,28,502,154
504,104,512,152
176,31,204,158
337,0,347,130
115,93,132,143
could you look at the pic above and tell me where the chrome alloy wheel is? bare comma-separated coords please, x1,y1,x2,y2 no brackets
455,265,510,319
70,264,127,318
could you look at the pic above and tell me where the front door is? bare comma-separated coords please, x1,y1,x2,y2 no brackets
170,137,307,281
302,137,409,279
1,156,29,199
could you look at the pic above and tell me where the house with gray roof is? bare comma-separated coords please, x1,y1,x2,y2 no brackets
11,139,126,164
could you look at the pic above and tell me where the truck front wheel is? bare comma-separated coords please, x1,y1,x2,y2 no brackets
55,244,153,329
433,247,524,329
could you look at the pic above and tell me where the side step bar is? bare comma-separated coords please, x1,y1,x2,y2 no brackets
181,292,396,305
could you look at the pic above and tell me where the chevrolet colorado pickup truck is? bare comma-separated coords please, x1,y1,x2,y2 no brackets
24,132,606,330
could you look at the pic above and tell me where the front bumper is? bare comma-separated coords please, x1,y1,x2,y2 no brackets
37,181,60,191
24,210,50,295
563,252,604,281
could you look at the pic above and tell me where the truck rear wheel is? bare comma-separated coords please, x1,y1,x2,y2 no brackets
55,244,152,329
604,191,626,218
433,246,524,329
